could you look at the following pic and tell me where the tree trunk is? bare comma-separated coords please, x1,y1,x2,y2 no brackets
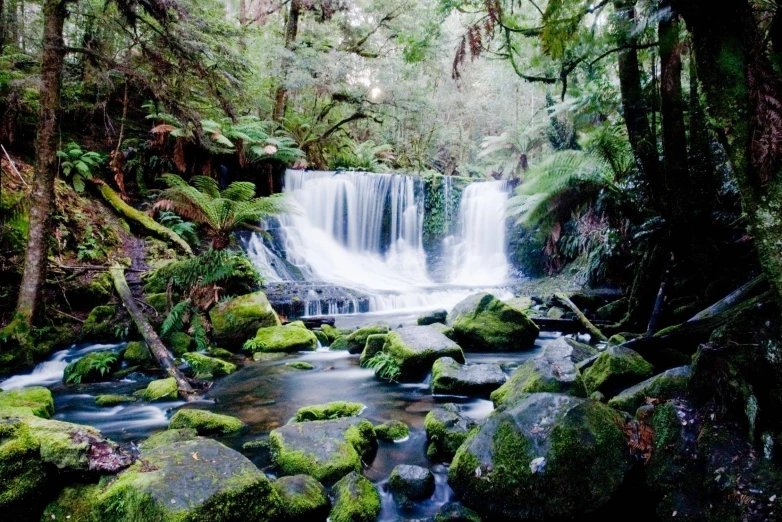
674,0,782,314
0,0,5,54
14,0,65,324
272,0,300,122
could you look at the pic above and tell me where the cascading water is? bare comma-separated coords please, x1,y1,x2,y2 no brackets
247,170,515,317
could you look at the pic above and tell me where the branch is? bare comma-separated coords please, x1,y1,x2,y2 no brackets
589,41,659,67
317,112,382,142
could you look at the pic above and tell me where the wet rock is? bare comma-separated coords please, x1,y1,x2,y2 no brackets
63,350,120,384
313,329,329,346
608,366,691,413
182,352,237,377
273,474,330,521
287,361,314,370
389,464,435,501
429,321,456,340
504,296,534,312
546,306,567,319
582,345,654,397
346,324,390,354
207,346,236,359
329,471,381,522
94,394,137,407
359,334,388,366
0,386,54,418
448,293,539,351
295,401,365,422
374,420,409,441
270,417,376,485
331,335,350,351
431,357,506,397
140,428,198,450
167,331,193,356
248,324,318,353
417,309,448,326
123,341,155,367
383,326,464,380
322,324,352,344
448,393,631,520
424,403,478,462
81,305,121,341
490,337,595,407
141,377,178,401
168,408,244,435
434,502,482,522
597,297,628,321
43,438,282,522
209,291,281,346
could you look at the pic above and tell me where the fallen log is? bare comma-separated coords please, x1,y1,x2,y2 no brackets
110,264,197,401
531,317,612,334
688,275,766,322
553,293,608,342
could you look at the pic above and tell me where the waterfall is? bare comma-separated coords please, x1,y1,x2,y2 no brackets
247,170,514,316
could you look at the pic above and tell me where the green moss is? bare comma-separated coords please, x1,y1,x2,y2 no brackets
140,428,198,450
433,502,482,522
329,471,381,522
424,405,477,462
167,332,193,357
85,272,115,304
320,325,351,344
449,293,539,351
40,483,100,522
608,366,691,413
81,305,120,341
253,352,289,362
295,402,365,422
272,474,329,521
608,334,627,346
169,409,244,435
491,358,585,408
583,346,654,396
330,336,349,351
359,334,388,367
247,325,317,353
123,341,154,367
0,387,54,418
94,394,137,407
64,351,120,385
346,325,389,354
382,328,465,380
374,420,409,441
209,291,281,345
287,361,314,370
207,347,235,359
313,330,329,346
182,352,237,378
142,377,179,401
146,293,168,314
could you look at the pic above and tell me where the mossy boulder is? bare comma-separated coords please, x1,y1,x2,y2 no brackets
490,337,595,407
330,335,349,351
382,326,464,381
166,332,193,356
94,394,137,407
82,272,115,306
329,471,381,522
207,346,235,359
63,350,120,385
313,329,329,346
146,292,168,314
608,366,691,413
182,352,237,378
346,325,390,354
430,321,456,340
273,474,330,521
582,346,654,397
295,401,365,422
141,377,179,401
123,341,154,367
210,291,281,346
169,408,244,435
81,305,121,341
389,464,435,502
248,325,318,353
424,403,478,462
505,296,534,313
597,297,628,321
374,420,409,442
417,309,448,326
359,334,387,366
269,417,376,485
140,428,198,450
434,502,482,522
321,324,351,344
448,393,631,520
448,293,539,351
287,361,314,370
43,438,282,522
431,357,506,397
0,387,54,418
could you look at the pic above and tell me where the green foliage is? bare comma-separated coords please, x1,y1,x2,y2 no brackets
329,140,395,172
76,225,104,261
65,351,118,384
365,351,401,382
156,210,200,246
56,142,105,192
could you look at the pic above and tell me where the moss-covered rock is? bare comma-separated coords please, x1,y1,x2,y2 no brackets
123,341,154,367
431,357,506,397
146,292,168,314
166,331,193,357
490,337,595,407
424,403,478,462
321,324,351,344
330,335,349,351
210,291,281,346
389,464,435,502
374,420,409,442
359,334,387,366
313,329,329,346
273,474,330,521
83,272,115,306
382,326,464,380
505,296,534,313
81,305,121,341
248,325,318,353
608,366,691,413
448,293,539,351
142,377,179,401
287,361,314,370
182,352,237,378
63,350,120,385
269,417,376,485
295,401,365,422
417,309,448,326
169,408,244,435
207,346,236,359
0,387,54,418
140,428,198,450
346,325,389,354
430,321,456,340
434,502,482,522
582,346,654,397
329,471,381,522
448,393,631,520
94,394,137,407
596,297,628,321
43,438,282,522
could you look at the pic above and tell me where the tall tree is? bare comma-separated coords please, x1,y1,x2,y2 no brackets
272,0,300,122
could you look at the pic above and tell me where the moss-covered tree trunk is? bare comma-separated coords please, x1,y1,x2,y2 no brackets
674,0,782,313
272,0,300,122
14,0,65,324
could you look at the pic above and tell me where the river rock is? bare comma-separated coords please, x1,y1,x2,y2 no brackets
583,345,654,397
346,324,389,354
383,326,464,380
42,438,282,522
168,408,244,435
424,403,478,462
359,333,388,366
248,324,318,353
63,350,120,384
389,464,435,501
374,420,409,441
434,502,482,522
81,305,121,341
431,357,506,397
608,366,691,413
448,393,631,520
322,324,352,344
295,401,365,422
209,291,281,346
269,417,376,485
123,341,155,367
141,376,178,401
417,309,448,326
448,293,539,351
490,337,596,407
140,428,198,450
0,386,54,418
273,474,330,521
94,394,137,407
182,352,237,377
329,471,381,522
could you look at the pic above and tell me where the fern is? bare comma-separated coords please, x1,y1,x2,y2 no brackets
243,337,265,352
161,299,191,338
365,351,401,382
190,312,209,351
56,142,105,192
